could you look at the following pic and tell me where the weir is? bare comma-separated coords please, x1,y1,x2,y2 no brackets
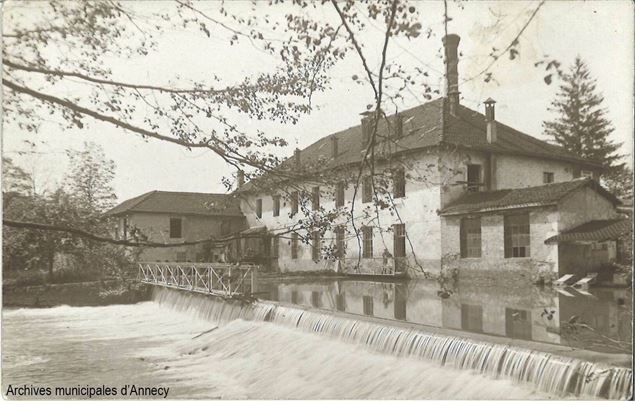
152,287,633,400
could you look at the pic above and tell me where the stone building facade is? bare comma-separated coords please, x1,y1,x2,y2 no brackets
234,34,617,279
108,33,626,282
105,191,245,262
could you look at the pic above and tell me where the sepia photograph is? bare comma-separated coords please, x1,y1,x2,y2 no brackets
1,0,633,399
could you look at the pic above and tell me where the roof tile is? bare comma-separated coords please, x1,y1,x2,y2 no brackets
545,219,632,244
105,191,243,217
440,178,618,215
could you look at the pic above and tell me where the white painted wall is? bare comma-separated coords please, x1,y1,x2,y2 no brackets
239,152,444,274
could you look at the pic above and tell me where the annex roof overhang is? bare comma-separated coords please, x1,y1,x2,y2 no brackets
440,178,620,217
545,219,632,244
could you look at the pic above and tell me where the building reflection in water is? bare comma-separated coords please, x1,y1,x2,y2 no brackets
258,278,632,354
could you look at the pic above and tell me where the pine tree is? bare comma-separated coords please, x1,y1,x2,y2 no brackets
543,57,624,173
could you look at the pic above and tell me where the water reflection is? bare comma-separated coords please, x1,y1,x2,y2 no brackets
257,278,632,354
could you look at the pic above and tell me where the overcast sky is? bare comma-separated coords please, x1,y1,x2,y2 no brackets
3,1,633,202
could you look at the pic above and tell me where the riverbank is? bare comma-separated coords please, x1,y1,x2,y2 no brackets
3,280,152,308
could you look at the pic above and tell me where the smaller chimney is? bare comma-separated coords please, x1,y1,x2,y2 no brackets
237,170,245,188
484,98,497,143
294,148,301,166
331,136,339,158
360,111,373,147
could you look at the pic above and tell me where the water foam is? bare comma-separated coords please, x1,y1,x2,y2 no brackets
153,287,633,399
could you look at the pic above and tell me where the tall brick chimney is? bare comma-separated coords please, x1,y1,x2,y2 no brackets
443,34,461,115
484,98,497,143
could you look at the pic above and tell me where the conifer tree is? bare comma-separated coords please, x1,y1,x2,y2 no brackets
543,57,624,173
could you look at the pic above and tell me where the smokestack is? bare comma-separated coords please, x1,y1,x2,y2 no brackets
237,170,245,188
294,148,301,166
331,136,339,158
443,34,461,115
484,98,497,143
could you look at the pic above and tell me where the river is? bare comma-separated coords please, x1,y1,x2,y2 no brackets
2,278,632,399
4,300,554,399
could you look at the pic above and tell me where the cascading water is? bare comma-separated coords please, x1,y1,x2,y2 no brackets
153,287,633,400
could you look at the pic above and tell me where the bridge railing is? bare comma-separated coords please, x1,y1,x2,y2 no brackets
137,262,257,297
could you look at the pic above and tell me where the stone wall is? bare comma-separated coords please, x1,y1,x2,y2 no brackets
122,212,245,262
495,154,576,189
240,152,444,275
557,186,620,231
441,208,559,281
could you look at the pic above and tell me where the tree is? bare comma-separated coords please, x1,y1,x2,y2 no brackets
543,57,624,174
604,166,633,202
3,1,547,278
64,142,117,216
2,157,34,208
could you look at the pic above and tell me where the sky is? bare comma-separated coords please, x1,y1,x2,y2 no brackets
2,1,633,202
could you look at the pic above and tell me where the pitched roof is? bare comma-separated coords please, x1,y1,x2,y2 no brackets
545,219,632,244
440,178,620,216
104,191,243,217
238,97,602,192
445,103,601,165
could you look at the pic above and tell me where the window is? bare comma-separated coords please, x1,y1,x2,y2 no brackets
460,217,482,258
393,168,405,198
272,195,280,217
176,252,187,262
170,217,182,238
461,304,483,333
505,308,532,340
363,295,374,316
290,191,299,215
394,286,407,320
362,176,373,203
393,224,406,258
311,291,321,308
335,181,345,207
291,232,299,259
255,198,263,218
271,235,279,258
312,186,320,210
362,226,373,258
220,221,231,236
335,226,346,259
504,214,530,258
543,172,554,184
467,164,481,192
581,170,593,178
336,293,346,312
122,218,129,240
312,231,321,261
291,290,299,304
